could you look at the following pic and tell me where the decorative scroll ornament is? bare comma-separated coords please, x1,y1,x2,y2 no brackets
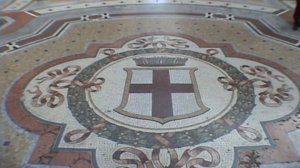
152,133,175,148
64,119,107,144
102,48,116,57
237,126,262,143
240,65,285,82
223,118,262,143
27,65,105,108
28,86,65,108
218,65,294,107
217,76,250,91
36,65,81,84
113,146,220,168
202,49,219,60
259,84,293,107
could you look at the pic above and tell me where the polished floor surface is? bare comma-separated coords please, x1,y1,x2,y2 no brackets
1,0,300,168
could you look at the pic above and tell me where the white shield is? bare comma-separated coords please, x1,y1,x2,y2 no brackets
114,67,209,124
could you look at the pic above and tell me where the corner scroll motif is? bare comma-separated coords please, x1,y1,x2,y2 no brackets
27,65,105,108
112,146,220,168
240,65,285,82
218,65,294,107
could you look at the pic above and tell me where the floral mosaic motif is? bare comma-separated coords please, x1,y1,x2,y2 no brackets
127,36,189,51
112,146,220,168
27,65,105,108
218,65,294,107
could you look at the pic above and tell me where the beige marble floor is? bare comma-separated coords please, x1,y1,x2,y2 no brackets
0,0,300,168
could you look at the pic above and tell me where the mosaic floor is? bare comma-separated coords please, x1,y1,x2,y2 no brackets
1,0,300,168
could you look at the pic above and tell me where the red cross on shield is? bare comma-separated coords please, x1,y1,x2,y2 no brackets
114,67,209,124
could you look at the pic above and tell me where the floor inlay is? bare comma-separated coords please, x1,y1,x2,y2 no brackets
6,34,300,167
1,1,300,168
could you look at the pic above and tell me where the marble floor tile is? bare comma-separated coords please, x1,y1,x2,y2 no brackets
0,1,299,168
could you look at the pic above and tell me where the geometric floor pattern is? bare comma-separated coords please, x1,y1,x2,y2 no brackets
1,1,300,168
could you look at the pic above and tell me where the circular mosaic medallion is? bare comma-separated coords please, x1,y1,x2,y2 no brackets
67,48,255,148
